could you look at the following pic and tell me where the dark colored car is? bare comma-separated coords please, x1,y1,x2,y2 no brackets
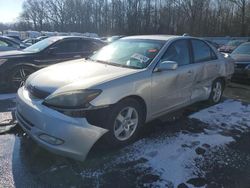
0,36,28,51
23,38,37,46
0,36,105,91
7,35,22,41
218,40,246,53
36,36,49,41
230,42,250,83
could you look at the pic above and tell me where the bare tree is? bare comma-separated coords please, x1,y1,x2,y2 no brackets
17,0,250,36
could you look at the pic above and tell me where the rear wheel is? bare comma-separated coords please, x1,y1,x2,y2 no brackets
9,66,35,91
208,79,224,104
103,98,145,147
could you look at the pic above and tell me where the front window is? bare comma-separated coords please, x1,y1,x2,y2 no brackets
23,37,59,53
232,43,250,55
161,40,191,66
90,39,165,69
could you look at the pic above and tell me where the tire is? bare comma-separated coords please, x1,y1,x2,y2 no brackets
103,98,145,147
208,79,224,104
9,66,35,91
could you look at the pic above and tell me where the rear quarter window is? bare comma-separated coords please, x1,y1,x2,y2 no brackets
191,39,217,63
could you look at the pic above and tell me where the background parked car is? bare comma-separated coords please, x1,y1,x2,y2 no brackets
23,36,49,46
203,39,220,49
35,36,49,42
230,42,250,83
0,36,105,91
218,40,247,53
0,36,28,51
107,35,125,43
23,38,37,46
7,35,22,41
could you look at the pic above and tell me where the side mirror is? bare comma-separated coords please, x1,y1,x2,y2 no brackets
155,61,178,72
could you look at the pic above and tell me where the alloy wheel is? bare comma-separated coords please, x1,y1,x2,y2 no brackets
12,67,33,89
113,107,139,141
212,81,222,103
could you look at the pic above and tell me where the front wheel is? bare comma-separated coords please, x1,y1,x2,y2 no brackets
9,66,35,91
103,98,145,147
208,79,224,104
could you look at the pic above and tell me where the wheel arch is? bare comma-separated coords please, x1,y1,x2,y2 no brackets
117,95,148,123
214,76,226,88
8,63,39,71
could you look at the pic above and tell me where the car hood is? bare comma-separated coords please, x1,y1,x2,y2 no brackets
26,59,140,96
230,54,250,63
0,50,33,58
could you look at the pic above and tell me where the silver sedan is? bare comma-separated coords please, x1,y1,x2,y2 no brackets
16,35,234,161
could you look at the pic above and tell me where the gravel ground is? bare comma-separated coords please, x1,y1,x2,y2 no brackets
0,82,250,188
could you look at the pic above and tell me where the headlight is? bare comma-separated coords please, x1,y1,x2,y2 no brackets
245,64,250,69
43,89,102,109
0,59,7,66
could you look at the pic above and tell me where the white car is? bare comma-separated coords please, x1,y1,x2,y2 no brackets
16,35,234,161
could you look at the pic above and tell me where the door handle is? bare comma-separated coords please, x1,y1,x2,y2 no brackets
188,70,193,74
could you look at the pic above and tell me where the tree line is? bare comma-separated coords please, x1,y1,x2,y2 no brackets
2,0,250,36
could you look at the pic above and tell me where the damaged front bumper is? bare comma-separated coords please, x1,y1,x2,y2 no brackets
16,87,108,161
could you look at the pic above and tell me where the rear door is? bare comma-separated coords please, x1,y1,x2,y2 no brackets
151,39,195,116
190,39,220,101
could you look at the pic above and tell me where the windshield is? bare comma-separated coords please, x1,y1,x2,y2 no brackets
232,43,250,55
23,37,58,52
227,40,244,47
90,39,165,69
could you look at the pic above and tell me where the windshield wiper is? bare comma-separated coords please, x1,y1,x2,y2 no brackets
89,59,142,69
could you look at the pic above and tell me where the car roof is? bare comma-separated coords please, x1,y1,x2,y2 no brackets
48,36,95,40
122,35,184,41
47,36,104,43
0,36,21,44
0,36,15,40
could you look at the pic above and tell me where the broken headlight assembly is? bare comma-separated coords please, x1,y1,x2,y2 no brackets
43,89,102,117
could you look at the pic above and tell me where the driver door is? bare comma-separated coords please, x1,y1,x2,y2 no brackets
151,39,195,117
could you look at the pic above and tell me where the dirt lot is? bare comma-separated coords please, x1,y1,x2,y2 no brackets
0,82,250,188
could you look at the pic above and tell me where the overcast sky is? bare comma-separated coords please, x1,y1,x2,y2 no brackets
0,0,24,23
